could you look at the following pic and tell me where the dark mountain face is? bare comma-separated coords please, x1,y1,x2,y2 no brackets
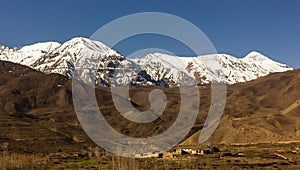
0,60,299,154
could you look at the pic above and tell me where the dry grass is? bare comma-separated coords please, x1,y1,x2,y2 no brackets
0,152,48,170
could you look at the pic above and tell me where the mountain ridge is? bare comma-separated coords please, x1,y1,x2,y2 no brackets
0,37,293,87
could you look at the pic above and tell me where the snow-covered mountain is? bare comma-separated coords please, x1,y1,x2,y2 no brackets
0,38,142,87
28,37,136,86
0,42,60,66
242,51,291,73
0,37,293,87
132,52,292,85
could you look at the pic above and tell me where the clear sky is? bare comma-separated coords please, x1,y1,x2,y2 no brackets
0,0,299,68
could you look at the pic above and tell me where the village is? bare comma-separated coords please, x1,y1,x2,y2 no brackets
134,146,221,158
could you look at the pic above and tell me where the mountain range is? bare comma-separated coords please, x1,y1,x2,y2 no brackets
0,60,299,154
0,37,293,87
0,37,299,169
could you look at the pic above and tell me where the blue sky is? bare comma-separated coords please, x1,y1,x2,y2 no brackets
1,0,299,68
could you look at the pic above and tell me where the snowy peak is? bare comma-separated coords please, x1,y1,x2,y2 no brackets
27,37,132,86
132,53,194,86
0,37,134,87
138,53,189,71
58,37,120,57
242,51,292,72
20,42,61,53
243,51,270,61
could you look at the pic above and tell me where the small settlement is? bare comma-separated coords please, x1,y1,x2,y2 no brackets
134,146,220,158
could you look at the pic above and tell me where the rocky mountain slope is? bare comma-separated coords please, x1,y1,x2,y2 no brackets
0,37,293,87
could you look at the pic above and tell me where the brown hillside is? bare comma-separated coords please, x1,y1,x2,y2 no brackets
0,60,299,154
183,69,300,145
